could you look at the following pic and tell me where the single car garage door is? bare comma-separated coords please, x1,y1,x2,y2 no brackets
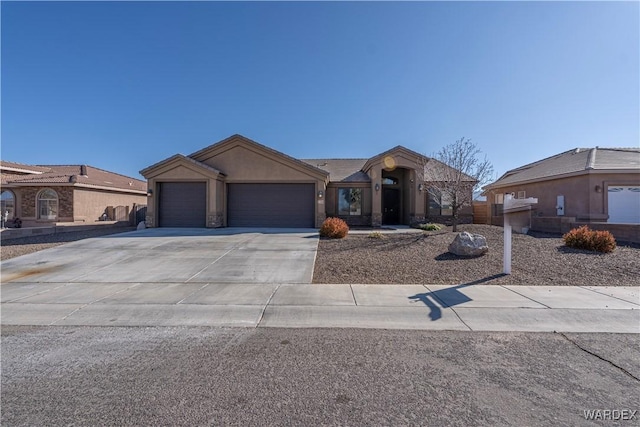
228,183,315,228
608,186,640,224
158,182,206,227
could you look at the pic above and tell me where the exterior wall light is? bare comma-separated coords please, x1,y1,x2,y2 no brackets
418,184,425,192
318,190,324,199
147,188,153,196
595,185,602,193
375,183,380,192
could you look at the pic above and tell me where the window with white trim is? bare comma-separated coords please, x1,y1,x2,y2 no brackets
1,190,15,220
37,189,58,220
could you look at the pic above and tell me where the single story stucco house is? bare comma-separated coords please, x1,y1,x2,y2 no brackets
0,161,147,228
482,147,640,242
140,134,474,228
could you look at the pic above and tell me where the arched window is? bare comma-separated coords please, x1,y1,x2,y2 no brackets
0,190,15,220
37,189,58,220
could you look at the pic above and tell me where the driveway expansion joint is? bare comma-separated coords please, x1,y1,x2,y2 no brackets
578,285,640,306
501,285,553,309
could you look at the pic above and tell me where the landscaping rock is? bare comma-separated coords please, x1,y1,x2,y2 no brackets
448,232,489,257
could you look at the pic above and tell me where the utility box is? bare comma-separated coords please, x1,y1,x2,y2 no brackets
556,195,565,216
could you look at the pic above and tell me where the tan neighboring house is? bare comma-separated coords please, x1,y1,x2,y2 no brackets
482,147,640,242
140,134,473,228
1,161,147,228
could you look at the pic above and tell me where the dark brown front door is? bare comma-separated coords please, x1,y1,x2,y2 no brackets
383,188,400,224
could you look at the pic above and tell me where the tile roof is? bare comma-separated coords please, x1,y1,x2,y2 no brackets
487,147,640,188
1,163,146,193
0,161,51,174
301,159,370,182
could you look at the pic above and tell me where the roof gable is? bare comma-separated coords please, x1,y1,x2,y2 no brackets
188,134,329,181
362,145,426,172
140,154,222,180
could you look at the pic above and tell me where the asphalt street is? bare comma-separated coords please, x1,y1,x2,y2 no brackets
2,326,638,426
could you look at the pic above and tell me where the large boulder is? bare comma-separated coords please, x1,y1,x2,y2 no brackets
448,232,489,257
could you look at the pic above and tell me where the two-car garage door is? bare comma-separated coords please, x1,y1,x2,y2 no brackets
228,183,315,228
158,182,315,228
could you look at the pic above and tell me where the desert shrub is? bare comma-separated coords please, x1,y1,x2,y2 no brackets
563,226,616,253
319,217,349,239
418,223,442,231
368,231,384,239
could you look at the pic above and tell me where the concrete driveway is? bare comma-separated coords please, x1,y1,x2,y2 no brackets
1,228,320,285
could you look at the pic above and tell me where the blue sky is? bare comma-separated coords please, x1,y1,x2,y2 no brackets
2,1,638,181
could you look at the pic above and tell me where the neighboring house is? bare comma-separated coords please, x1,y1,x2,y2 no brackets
140,134,473,228
1,161,147,228
482,147,640,242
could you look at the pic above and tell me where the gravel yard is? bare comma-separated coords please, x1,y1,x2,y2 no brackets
312,224,640,286
0,227,136,261
3,224,638,287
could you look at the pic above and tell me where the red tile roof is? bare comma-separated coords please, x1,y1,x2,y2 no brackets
1,162,146,193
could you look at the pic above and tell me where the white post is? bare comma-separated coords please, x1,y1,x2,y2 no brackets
504,215,512,275
503,194,512,275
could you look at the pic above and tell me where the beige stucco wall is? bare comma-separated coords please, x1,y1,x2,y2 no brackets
486,172,640,223
73,188,146,222
199,145,317,182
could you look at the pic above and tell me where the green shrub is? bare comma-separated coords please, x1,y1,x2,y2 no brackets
319,217,349,239
563,226,616,253
418,223,442,231
368,231,384,239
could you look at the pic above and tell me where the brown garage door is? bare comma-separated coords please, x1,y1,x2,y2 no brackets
158,182,206,227
228,183,315,228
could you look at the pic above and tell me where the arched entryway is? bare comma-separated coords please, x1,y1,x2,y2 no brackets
382,168,410,225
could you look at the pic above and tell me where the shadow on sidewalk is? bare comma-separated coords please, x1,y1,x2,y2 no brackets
408,274,506,321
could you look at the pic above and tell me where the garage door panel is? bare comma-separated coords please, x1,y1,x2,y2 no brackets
159,182,206,227
228,183,314,228
608,186,640,224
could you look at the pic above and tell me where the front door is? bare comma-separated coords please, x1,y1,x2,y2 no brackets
383,188,400,224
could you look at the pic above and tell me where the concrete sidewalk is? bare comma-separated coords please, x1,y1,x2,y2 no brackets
2,283,638,333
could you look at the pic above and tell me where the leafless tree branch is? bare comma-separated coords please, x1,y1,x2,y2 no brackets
418,137,494,231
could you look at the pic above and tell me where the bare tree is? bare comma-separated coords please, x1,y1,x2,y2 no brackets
419,137,494,232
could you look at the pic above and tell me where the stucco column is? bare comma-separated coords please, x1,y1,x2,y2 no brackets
412,169,426,224
371,166,382,226
206,178,224,227
316,180,327,228
145,179,156,227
